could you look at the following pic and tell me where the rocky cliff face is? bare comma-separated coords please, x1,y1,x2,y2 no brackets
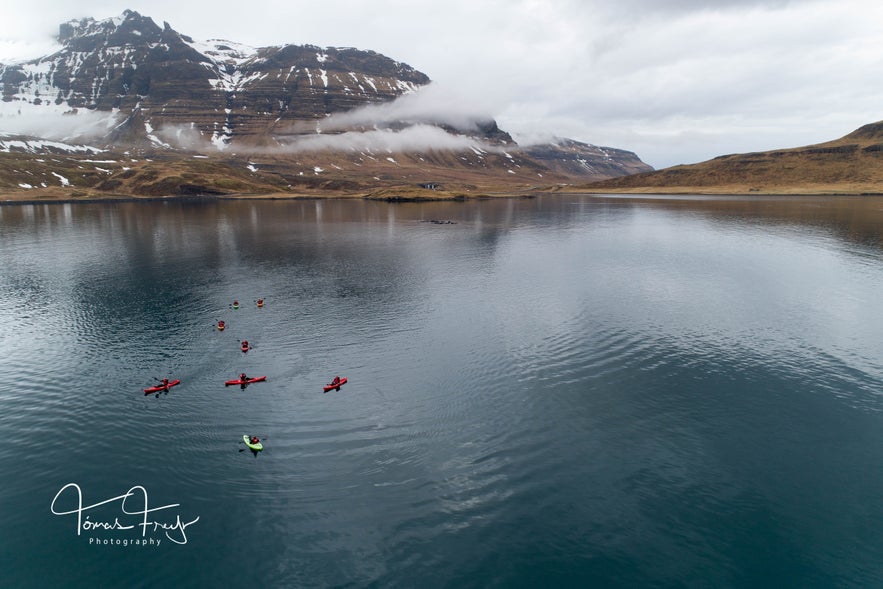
522,139,651,179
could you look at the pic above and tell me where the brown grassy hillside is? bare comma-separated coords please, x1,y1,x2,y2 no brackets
0,143,630,201
573,121,883,195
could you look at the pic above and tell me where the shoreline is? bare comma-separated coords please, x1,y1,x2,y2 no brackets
0,188,538,205
3,187,883,206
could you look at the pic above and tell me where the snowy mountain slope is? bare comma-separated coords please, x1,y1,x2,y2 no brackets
0,10,653,196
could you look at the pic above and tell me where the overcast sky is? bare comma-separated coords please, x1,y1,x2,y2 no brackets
1,0,882,169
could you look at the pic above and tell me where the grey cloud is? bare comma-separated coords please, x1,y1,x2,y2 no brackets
317,84,495,134
279,125,483,153
0,103,119,141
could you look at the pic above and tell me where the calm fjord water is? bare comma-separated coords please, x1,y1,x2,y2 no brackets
1,195,882,588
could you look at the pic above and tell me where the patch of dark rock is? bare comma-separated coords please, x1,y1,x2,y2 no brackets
175,183,225,196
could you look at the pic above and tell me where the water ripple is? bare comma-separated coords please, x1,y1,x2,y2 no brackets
3,198,883,589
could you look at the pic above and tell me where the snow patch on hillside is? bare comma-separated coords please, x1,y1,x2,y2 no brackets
51,172,70,186
186,39,256,66
144,121,171,148
186,38,262,94
0,132,103,154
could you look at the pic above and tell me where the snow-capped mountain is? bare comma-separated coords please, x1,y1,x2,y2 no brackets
0,10,652,197
1,10,430,149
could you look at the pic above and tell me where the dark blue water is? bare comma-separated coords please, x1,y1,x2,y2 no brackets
1,195,882,588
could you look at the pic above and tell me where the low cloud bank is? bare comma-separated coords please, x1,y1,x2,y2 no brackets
279,124,483,153
156,124,210,151
0,82,511,155
314,83,497,135
267,83,508,154
0,100,119,142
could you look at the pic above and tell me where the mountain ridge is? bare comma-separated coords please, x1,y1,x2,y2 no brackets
1,10,432,150
0,10,652,196
0,10,652,198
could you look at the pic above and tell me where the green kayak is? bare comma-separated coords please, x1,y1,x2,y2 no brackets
243,435,263,451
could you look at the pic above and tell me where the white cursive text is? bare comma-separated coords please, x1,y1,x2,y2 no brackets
50,483,199,545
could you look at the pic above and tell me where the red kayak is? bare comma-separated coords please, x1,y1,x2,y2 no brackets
144,379,181,394
225,376,267,386
323,377,347,392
